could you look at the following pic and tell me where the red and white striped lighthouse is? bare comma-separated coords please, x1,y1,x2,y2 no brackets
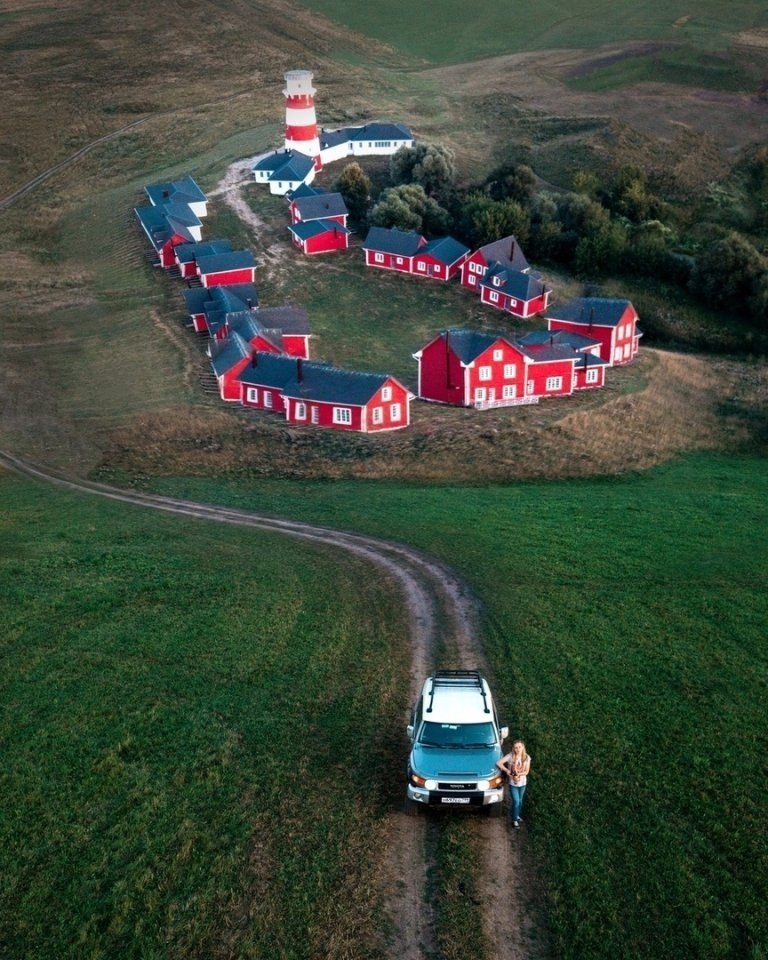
283,70,322,171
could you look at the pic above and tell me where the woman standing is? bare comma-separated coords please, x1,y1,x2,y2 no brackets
497,740,531,828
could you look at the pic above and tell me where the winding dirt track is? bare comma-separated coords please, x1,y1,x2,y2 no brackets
0,449,538,960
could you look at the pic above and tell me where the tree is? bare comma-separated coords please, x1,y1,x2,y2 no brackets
370,184,451,235
389,143,457,200
689,232,768,313
485,163,536,205
333,162,371,224
459,192,530,248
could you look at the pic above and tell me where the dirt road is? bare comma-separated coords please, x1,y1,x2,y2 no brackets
0,449,543,960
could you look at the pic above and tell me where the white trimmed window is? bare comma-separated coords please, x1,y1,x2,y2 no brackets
333,407,352,424
390,403,401,421
479,365,492,381
502,384,516,399
586,369,599,384
311,406,319,424
545,376,563,391
264,391,273,408
246,387,259,403
374,252,384,263
474,387,486,403
468,275,476,286
526,380,535,395
613,347,623,362
493,349,503,361
372,406,383,424
623,343,631,358
417,261,426,272
382,385,392,401
489,291,499,303
503,363,516,379
509,298,518,307
396,257,404,265
295,401,307,419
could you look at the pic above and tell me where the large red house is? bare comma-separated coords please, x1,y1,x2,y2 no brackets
237,354,413,432
545,297,642,366
414,328,603,409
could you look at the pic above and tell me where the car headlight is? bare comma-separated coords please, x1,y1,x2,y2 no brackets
424,779,438,791
489,774,505,789
410,773,427,787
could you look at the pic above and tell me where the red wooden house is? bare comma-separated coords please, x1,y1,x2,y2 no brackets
248,306,312,358
362,227,469,280
182,284,259,336
460,235,530,291
237,352,296,414
134,202,203,268
479,264,551,319
517,329,608,390
209,332,254,401
174,239,232,279
288,218,351,254
414,329,535,408
281,363,413,432
197,250,257,288
414,328,601,409
545,297,642,366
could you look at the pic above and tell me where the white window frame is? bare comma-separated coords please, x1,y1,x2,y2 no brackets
503,363,516,379
489,291,499,303
264,391,273,408
372,406,383,425
374,252,384,264
416,261,426,272
493,349,503,361
246,387,259,403
502,384,516,399
478,365,492,381
311,406,319,424
545,376,563,391
333,406,352,425
474,387,486,403
586,368,599,384
295,401,307,420
390,403,401,421
381,386,392,401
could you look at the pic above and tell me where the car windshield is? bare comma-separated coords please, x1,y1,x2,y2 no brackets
418,721,496,747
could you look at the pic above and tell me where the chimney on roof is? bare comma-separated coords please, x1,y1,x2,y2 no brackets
246,298,253,309
589,307,595,328
509,238,515,260
296,357,303,383
251,351,258,367
162,189,169,198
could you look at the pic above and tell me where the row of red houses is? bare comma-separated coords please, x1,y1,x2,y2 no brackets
134,175,416,432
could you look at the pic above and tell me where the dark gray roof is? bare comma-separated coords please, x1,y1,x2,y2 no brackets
174,239,232,265
282,364,397,404
440,329,507,364
517,329,601,352
288,219,350,241
481,266,547,300
145,174,206,207
196,250,256,274
255,305,311,335
292,192,348,221
252,150,315,182
237,352,305,389
362,226,424,256
514,341,579,364
474,236,529,272
421,235,470,266
546,297,634,328
183,283,258,316
209,332,251,375
347,122,412,142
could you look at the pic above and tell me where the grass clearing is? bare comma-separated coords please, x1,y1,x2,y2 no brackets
138,450,768,959
295,0,767,64
0,475,410,960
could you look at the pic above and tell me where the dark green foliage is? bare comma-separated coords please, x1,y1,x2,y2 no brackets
370,183,451,235
688,232,768,322
458,191,530,248
484,162,537,205
389,142,457,201
333,161,372,225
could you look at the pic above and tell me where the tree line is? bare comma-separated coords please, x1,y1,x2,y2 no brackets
332,143,768,329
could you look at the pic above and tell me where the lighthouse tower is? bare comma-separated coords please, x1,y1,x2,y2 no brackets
283,70,322,171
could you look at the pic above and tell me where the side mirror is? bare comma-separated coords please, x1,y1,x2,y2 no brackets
500,726,509,740
406,724,414,739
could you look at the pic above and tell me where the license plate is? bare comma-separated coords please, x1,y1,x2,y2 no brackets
441,797,471,804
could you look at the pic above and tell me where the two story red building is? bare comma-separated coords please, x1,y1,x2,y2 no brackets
545,297,642,366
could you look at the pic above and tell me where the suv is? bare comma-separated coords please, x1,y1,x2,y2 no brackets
406,670,508,814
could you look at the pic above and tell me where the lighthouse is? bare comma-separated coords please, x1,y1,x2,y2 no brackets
283,70,322,171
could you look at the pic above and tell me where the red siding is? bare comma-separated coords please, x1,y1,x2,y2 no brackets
460,252,489,290
241,383,287,414
524,358,576,399
364,251,413,273
282,335,311,359
218,356,252,401
201,267,257,288
416,335,468,405
296,230,349,255
481,286,550,319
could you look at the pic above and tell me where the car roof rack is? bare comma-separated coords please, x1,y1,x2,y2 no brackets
426,670,490,714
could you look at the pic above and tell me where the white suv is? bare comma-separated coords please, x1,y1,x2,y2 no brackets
406,670,508,814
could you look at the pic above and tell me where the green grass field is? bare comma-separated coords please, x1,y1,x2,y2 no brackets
296,0,767,64
144,452,768,959
0,476,410,959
